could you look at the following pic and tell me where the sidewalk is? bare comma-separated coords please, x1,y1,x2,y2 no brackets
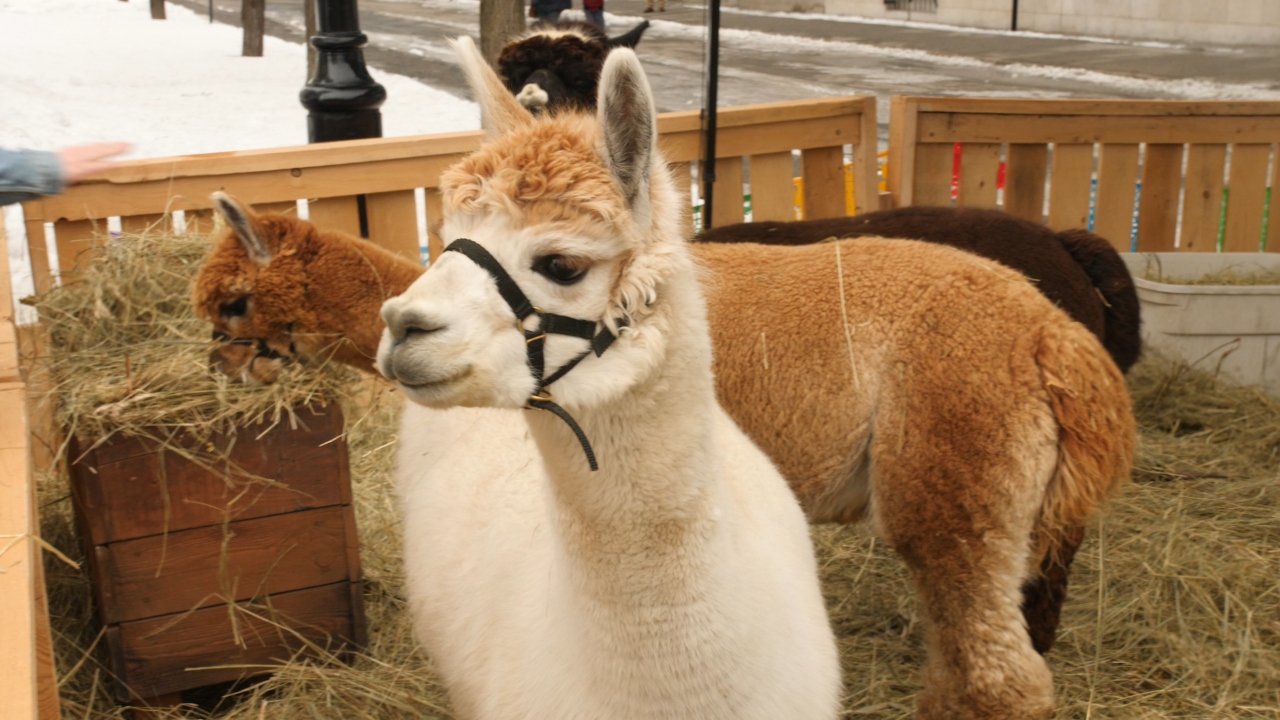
602,0,1280,91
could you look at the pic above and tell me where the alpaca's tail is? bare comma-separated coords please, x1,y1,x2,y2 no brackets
1055,229,1143,373
1022,318,1134,654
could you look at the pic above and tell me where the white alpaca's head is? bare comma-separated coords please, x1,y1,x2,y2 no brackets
377,37,682,413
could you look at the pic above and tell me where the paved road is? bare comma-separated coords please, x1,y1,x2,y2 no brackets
170,0,1280,141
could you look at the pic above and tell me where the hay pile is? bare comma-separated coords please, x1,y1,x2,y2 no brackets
35,236,1280,718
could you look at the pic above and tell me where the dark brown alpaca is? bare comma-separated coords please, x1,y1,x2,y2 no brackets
497,20,649,113
697,206,1142,374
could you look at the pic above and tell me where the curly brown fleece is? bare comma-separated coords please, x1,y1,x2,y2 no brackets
196,205,1134,720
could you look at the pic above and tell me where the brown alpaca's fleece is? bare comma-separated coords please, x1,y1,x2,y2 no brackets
195,214,1135,701
192,213,423,375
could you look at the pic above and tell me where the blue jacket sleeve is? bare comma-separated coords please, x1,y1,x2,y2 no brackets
0,148,65,206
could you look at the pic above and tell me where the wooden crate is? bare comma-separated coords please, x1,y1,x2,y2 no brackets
66,403,365,704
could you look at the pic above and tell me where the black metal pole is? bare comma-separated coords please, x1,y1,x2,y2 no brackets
299,0,386,144
1011,0,1019,31
208,0,212,23
701,0,721,231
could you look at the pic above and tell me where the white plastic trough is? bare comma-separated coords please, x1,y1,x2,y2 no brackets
1122,252,1280,393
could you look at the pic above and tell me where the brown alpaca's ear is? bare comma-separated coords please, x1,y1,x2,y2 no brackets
450,35,533,139
211,192,272,266
597,48,656,217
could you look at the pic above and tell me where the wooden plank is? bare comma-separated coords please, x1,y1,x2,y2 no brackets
851,96,880,215
364,189,420,263
21,215,55,296
32,154,468,223
1137,144,1185,252
887,96,919,207
802,146,847,220
119,213,168,235
908,97,1280,117
748,152,797,223
69,439,346,546
423,188,445,263
657,96,869,134
1223,143,1272,252
307,195,362,238
1094,144,1142,252
97,505,356,624
1003,144,1048,223
111,581,360,701
912,143,954,208
1047,143,1095,231
53,219,103,286
0,385,39,720
182,208,216,236
711,157,745,228
957,142,1001,209
660,115,863,164
1179,144,1227,252
252,200,301,216
916,113,1280,145
1269,149,1280,253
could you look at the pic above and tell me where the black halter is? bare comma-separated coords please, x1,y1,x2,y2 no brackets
445,238,627,472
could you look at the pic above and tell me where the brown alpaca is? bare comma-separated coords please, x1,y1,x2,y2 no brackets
697,206,1143,374
196,206,1133,718
194,193,422,382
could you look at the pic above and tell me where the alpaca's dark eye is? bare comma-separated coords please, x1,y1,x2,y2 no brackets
533,255,589,285
220,297,249,317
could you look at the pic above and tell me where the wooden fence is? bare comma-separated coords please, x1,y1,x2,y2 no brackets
888,98,1280,252
2,94,876,720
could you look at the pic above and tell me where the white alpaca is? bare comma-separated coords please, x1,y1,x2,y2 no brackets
376,39,841,720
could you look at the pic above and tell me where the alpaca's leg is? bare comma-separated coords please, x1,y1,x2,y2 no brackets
1020,523,1086,654
871,436,1056,720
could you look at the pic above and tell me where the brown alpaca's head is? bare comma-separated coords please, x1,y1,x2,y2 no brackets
192,193,316,384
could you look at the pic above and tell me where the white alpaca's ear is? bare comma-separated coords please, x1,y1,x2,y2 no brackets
596,48,656,217
450,36,534,139
211,192,272,267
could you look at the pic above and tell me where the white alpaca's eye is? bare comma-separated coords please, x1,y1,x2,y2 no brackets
533,255,589,286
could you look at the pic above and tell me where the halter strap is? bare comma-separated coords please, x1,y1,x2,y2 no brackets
444,238,627,472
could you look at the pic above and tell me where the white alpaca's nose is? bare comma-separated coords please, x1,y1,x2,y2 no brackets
382,303,446,346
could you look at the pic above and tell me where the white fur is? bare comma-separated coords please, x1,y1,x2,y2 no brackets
515,82,550,110
380,44,840,719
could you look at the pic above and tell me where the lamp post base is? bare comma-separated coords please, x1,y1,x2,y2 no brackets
307,109,382,144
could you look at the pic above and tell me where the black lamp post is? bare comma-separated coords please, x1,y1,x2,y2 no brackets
300,0,386,143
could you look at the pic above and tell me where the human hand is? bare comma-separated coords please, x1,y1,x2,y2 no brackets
57,142,132,184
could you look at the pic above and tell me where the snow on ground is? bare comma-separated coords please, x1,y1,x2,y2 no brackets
1,0,478,315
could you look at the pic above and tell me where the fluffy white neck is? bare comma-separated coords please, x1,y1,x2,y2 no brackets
524,254,722,599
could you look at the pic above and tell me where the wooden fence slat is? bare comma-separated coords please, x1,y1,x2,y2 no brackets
253,200,300,216
1179,144,1227,252
1094,143,1141,251
909,98,1280,117
1223,143,1272,252
364,190,420,263
1047,143,1094,231
957,142,1001,209
53,219,103,286
119,213,169,235
917,113,1280,145
801,146,846,220
852,98,879,215
1137,143,1184,252
23,220,54,297
182,208,216,236
1002,144,1047,223
888,96,919,207
711,157,746,228
912,143,954,208
308,195,362,238
1269,150,1280,253
423,188,445,263
747,152,796,223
